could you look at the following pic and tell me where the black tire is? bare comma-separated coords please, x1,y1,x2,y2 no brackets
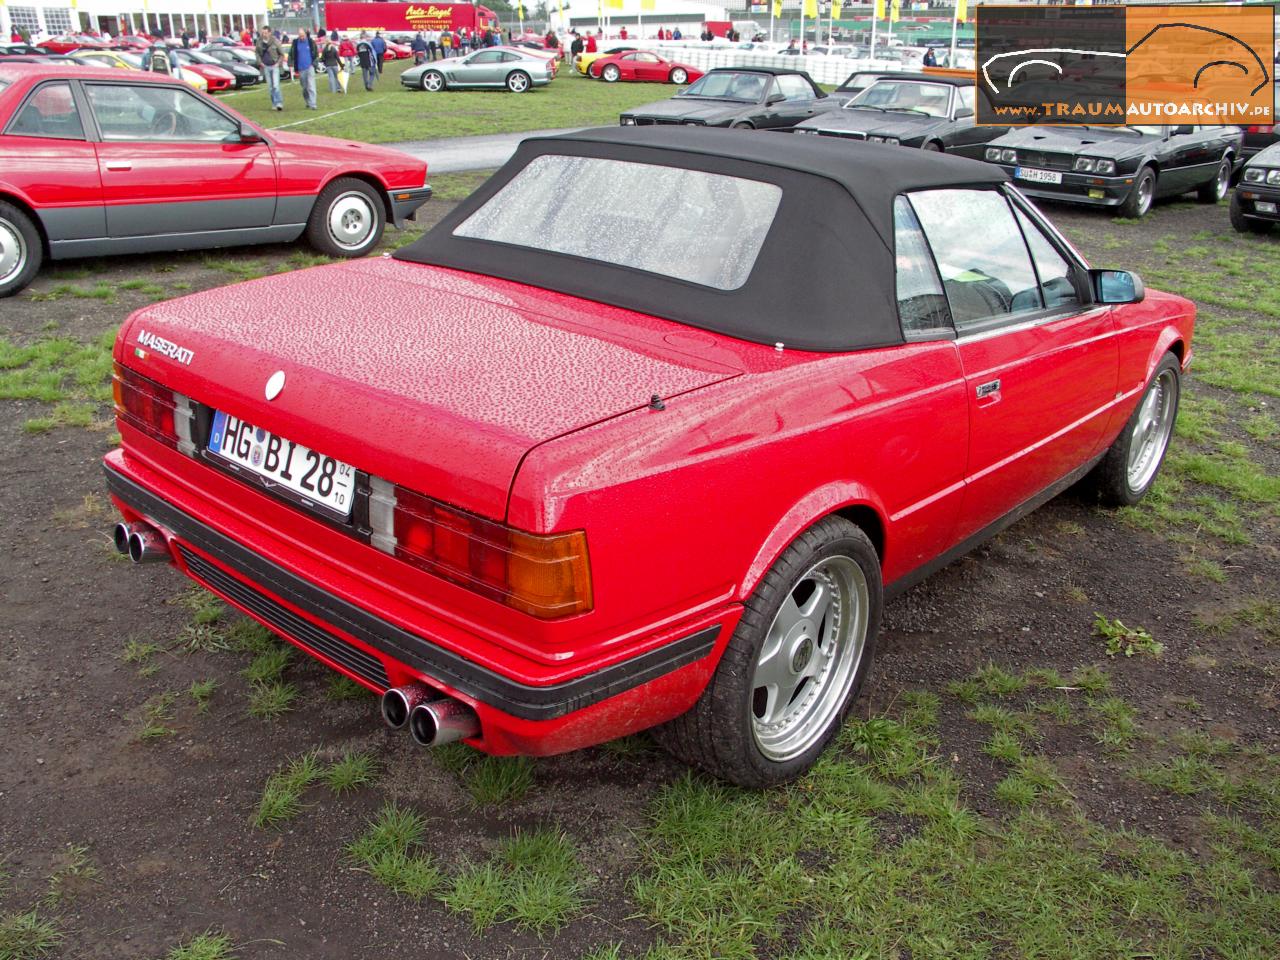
731,120,754,130
601,64,620,83
1119,166,1156,219
1196,155,1231,203
654,516,882,787
420,69,444,92
1229,191,1273,233
921,140,942,152
506,70,531,92
0,200,42,298
670,67,688,84
305,177,385,258
1084,353,1181,507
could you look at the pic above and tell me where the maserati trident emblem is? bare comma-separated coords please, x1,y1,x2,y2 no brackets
265,370,286,401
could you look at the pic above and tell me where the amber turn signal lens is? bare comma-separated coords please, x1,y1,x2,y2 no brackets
506,529,592,619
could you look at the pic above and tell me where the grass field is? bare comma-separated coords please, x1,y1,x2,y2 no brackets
224,59,669,143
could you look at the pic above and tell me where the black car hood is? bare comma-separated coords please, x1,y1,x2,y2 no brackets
1249,141,1280,167
623,97,753,122
988,126,1158,159
795,110,944,140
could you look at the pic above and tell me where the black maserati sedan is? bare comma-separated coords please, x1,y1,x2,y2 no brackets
619,66,829,130
959,123,1243,218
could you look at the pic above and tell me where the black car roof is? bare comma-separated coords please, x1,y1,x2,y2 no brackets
858,71,974,87
396,126,1007,352
705,65,817,77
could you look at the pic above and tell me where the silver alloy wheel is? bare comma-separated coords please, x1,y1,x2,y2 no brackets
751,555,869,762
1126,367,1177,492
602,65,619,82
1135,172,1154,216
671,67,687,84
326,191,375,251
0,216,26,286
1212,159,1229,200
508,71,529,91
422,71,443,91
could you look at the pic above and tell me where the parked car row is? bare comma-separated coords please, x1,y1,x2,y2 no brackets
620,65,1263,222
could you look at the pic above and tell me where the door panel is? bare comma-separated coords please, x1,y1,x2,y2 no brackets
956,309,1118,537
84,81,277,236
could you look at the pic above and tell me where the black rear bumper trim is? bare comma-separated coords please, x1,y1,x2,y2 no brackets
105,465,720,720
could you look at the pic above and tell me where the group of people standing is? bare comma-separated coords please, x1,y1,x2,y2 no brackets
253,25,387,111
405,26,504,63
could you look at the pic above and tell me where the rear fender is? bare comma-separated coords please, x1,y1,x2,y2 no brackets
739,482,888,601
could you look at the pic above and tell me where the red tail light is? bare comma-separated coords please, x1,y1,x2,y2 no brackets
1245,125,1274,134
374,483,593,619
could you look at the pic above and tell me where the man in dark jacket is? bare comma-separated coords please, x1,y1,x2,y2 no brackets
411,31,427,64
356,32,377,90
255,25,286,110
370,31,387,74
290,28,319,109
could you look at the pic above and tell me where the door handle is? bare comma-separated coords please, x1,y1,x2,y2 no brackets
975,378,1002,407
105,162,133,171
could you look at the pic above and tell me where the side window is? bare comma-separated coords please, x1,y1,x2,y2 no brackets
1013,205,1081,311
908,188,1043,330
893,196,952,339
469,50,501,63
957,85,975,114
85,83,238,142
776,73,814,101
8,81,85,140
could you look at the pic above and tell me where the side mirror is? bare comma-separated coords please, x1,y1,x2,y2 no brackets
1091,268,1145,304
238,121,264,143
766,92,785,105
954,106,974,120
1171,124,1194,136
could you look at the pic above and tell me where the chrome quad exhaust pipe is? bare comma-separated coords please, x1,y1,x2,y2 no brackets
113,521,172,564
380,683,433,730
409,698,480,747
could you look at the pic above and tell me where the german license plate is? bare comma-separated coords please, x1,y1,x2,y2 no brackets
208,411,356,518
1015,167,1062,185
1257,201,1278,214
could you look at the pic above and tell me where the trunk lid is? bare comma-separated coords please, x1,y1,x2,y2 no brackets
119,257,741,520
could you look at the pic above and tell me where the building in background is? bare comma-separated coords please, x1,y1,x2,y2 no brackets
1,0,270,40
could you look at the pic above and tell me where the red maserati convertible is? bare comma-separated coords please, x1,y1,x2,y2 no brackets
588,49,702,84
0,63,431,296
103,129,1192,786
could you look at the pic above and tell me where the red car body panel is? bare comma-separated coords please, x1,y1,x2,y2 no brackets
0,64,428,261
180,61,235,91
101,192,1194,757
588,50,703,83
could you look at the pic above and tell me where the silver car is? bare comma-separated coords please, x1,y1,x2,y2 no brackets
401,48,554,93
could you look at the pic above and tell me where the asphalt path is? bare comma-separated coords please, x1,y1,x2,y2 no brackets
388,127,585,173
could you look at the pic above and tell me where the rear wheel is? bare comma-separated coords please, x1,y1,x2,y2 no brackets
506,70,531,92
654,517,882,787
731,120,754,129
600,64,620,82
420,70,444,92
1119,166,1156,218
0,200,41,298
670,67,688,84
1084,353,1181,506
921,140,942,152
1197,155,1231,203
1228,191,1272,233
305,177,385,258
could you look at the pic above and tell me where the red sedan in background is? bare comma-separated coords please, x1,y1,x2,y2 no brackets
102,128,1192,787
0,63,431,296
589,49,703,84
39,34,110,54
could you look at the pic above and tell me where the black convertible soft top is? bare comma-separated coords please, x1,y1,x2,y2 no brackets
394,126,1008,352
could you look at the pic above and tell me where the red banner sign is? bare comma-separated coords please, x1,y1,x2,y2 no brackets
325,2,497,33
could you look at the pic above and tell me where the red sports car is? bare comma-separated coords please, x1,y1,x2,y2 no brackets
588,49,702,84
0,63,431,296
40,34,110,54
103,129,1192,787
172,56,236,91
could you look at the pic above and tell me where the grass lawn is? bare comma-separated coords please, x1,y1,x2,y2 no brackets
224,60,670,144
